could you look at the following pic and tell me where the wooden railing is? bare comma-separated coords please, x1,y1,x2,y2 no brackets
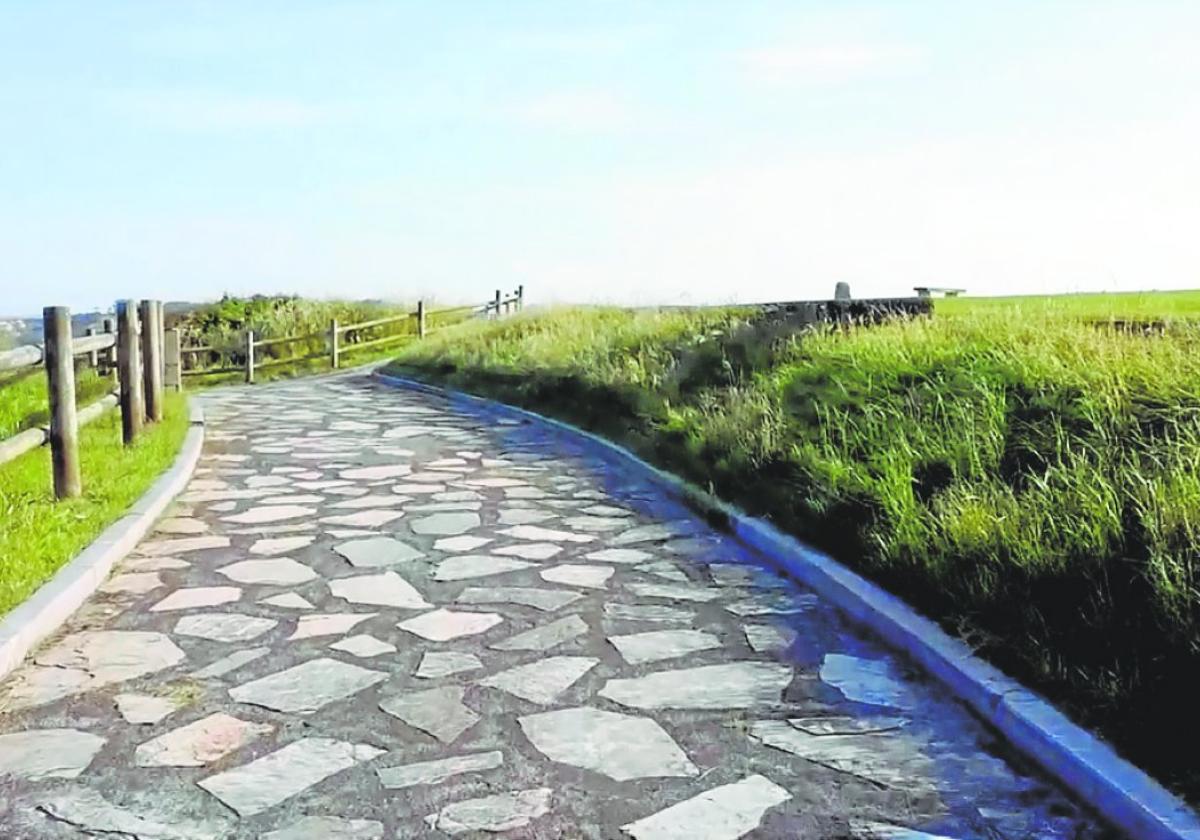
181,286,524,383
0,300,177,499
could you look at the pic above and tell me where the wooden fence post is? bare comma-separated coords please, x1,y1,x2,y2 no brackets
85,326,99,368
517,284,525,311
330,320,339,369
102,317,117,381
43,306,82,499
140,300,163,423
164,328,183,392
417,300,426,339
117,300,144,445
493,289,501,320
156,301,166,387
245,330,255,383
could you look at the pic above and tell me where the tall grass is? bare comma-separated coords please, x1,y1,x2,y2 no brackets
387,297,1200,799
0,366,113,440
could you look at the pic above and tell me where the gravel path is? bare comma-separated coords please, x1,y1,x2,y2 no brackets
0,372,1114,838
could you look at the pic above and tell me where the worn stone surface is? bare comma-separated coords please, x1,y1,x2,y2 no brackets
230,658,387,714
218,558,317,586
600,663,792,710
434,554,537,581
333,536,423,567
37,788,223,840
604,603,695,624
621,774,791,840
520,707,697,781
151,586,242,612
192,647,269,679
608,629,721,665
329,570,430,609
379,685,479,743
378,750,503,789
491,614,588,652
288,612,376,640
425,788,552,836
415,651,483,679
330,634,396,658
115,692,179,724
174,613,278,643
479,656,598,704
820,654,915,709
262,816,384,840
249,535,315,555
749,720,935,789
456,586,583,612
398,608,504,641
541,563,613,589
0,729,105,779
135,713,273,767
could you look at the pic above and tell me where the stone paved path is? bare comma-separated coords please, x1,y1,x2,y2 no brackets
0,373,1116,838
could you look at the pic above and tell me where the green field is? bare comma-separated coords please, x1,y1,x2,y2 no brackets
0,393,189,615
385,291,1200,799
0,366,114,440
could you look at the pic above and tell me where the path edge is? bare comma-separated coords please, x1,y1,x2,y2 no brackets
0,401,206,682
375,370,1200,840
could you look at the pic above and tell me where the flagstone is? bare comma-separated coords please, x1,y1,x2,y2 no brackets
320,509,405,528
249,536,316,555
581,504,634,517
415,651,484,679
156,517,209,535
378,750,503,789
504,486,549,499
457,586,583,613
331,634,397,658
599,663,792,710
339,464,411,481
262,816,385,840
749,720,933,789
198,737,384,817
561,515,629,532
330,494,405,509
380,685,479,743
410,511,481,536
479,656,598,704
259,494,326,506
391,482,445,494
609,629,721,665
491,615,588,652
100,571,164,595
329,571,430,609
123,556,190,572
604,603,695,623
218,558,317,586
135,713,273,767
0,729,105,779
493,542,562,560
192,647,270,679
585,548,653,564
399,608,503,641
745,625,798,653
246,475,292,488
151,586,242,612
434,535,493,552
223,505,315,525
115,692,179,724
725,594,816,616
138,536,230,556
498,508,556,525
334,536,424,567
35,787,224,840
174,613,278,643
260,593,315,610
620,774,790,840
611,523,691,546
498,525,595,543
230,658,387,714
636,561,691,583
425,788,552,836
819,654,914,709
626,582,722,603
540,564,613,590
434,555,537,581
288,612,377,640
519,707,697,781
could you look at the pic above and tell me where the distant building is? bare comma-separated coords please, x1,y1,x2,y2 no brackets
913,287,966,298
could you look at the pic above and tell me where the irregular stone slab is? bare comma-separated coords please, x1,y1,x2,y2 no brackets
380,685,479,743
479,656,598,704
425,788,552,836
199,738,384,817
339,464,411,481
124,555,190,572
744,625,798,653
725,594,816,616
0,729,105,779
139,536,230,556
260,593,315,610
329,570,430,610
498,508,556,525
334,536,424,567
331,634,397,658
321,510,405,528
562,515,629,532
391,482,445,495
520,707,697,781
626,582,721,603
415,651,483,679
434,555,537,581
788,716,907,736
245,475,292,488
5,631,186,710
499,525,595,543
223,505,315,525
100,571,164,595
600,663,792,710
192,647,270,679
330,494,406,509
228,523,317,536
849,821,959,839
820,654,914,709
464,477,527,487
249,536,315,555
259,494,326,506
636,560,691,583
621,774,790,840
410,511,481,536
541,564,613,590
434,535,493,552
288,613,377,640
457,586,582,613
604,603,695,624
581,504,633,517
493,542,562,560
174,613,278,643
749,721,934,789
491,615,588,652
399,609,504,641
231,658,387,714
611,522,691,546
263,816,385,840
707,564,788,589
136,713,273,767
504,486,548,499
586,548,653,564
609,630,721,665
378,750,503,789
115,692,179,724
151,586,242,612
37,787,222,840
218,558,317,586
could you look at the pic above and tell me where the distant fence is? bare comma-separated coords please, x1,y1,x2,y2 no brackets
0,300,175,499
181,287,524,383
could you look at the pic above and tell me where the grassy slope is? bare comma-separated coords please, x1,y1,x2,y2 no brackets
385,296,1200,800
0,392,189,615
0,366,113,439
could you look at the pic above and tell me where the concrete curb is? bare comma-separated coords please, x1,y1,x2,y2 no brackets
375,370,1200,840
0,402,206,683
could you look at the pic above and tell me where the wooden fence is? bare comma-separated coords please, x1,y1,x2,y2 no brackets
0,300,178,499
181,287,524,382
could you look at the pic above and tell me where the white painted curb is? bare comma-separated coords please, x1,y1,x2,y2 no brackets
0,402,205,682
375,370,1200,840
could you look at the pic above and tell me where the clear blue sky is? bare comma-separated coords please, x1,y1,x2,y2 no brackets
2,1,1198,315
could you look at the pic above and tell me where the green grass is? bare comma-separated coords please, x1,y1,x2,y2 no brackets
0,392,189,615
0,366,114,439
385,294,1200,800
